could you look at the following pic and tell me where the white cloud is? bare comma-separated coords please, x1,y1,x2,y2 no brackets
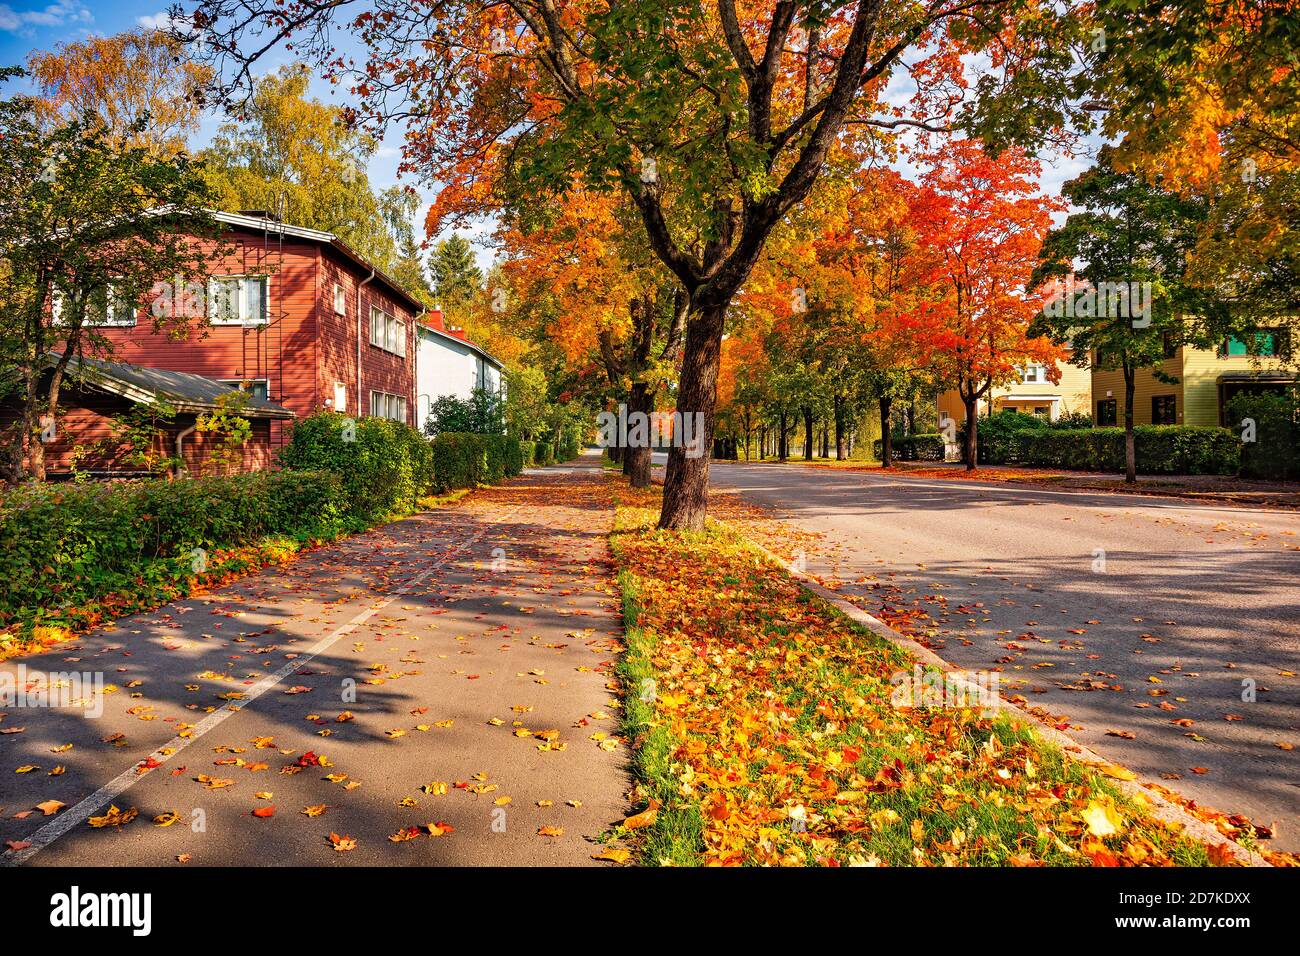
0,1,92,32
136,12,175,31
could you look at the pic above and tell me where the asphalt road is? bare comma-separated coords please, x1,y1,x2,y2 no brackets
707,460,1300,852
0,463,628,867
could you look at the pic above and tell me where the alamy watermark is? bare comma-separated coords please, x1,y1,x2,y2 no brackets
0,664,105,718
1042,278,1153,328
596,404,705,458
890,665,1000,717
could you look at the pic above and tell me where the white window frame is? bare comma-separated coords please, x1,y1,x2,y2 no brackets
1021,364,1043,384
333,381,348,412
51,285,137,327
209,275,269,326
369,390,407,423
368,306,406,357
333,282,346,315
218,378,270,401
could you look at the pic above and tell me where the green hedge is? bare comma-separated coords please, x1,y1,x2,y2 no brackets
0,470,349,627
1010,426,1240,474
535,440,554,466
872,433,946,462
1227,391,1299,480
279,412,435,520
518,439,537,469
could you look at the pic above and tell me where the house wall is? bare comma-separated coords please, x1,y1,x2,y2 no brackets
1089,345,1292,426
94,232,319,450
0,388,276,475
415,328,503,433
1090,351,1184,426
936,360,1092,426
89,223,419,448
318,247,418,427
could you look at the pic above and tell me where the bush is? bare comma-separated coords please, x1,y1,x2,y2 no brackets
430,432,488,492
484,434,507,483
279,412,434,520
960,411,1048,465
1227,391,1299,480
0,470,348,626
1049,411,1094,430
518,439,537,469
504,436,526,477
1014,425,1240,474
872,433,946,462
534,440,554,466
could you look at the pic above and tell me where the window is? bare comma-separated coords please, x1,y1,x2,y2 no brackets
369,390,407,422
1220,330,1285,357
219,379,270,401
333,282,346,315
1097,399,1118,427
52,286,137,327
209,276,268,325
333,382,347,412
1021,364,1043,384
1151,394,1176,425
369,306,406,356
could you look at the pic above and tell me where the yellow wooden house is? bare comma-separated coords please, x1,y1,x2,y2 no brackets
937,359,1093,427
1090,331,1295,427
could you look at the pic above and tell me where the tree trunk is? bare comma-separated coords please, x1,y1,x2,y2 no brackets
834,394,846,460
879,396,893,468
1124,366,1137,484
778,410,788,461
802,407,813,461
909,397,919,435
964,395,979,471
658,303,725,531
627,381,653,488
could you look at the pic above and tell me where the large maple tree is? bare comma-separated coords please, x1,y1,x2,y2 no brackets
182,0,1095,529
904,137,1063,469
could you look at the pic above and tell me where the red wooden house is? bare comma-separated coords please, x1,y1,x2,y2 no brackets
95,210,425,455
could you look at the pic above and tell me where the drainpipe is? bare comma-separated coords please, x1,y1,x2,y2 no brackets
357,268,376,417
413,307,426,430
175,423,197,478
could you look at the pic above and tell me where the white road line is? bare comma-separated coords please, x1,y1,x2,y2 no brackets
4,505,521,866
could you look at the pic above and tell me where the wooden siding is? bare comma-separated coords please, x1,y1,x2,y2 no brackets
317,247,419,427
936,358,1093,425
92,232,319,451
1090,345,1292,427
0,389,275,476
78,222,419,454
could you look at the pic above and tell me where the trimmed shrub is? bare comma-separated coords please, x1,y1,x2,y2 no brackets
504,436,527,477
483,434,507,483
872,433,946,462
1015,425,1240,475
518,439,537,469
0,470,348,626
1227,391,1299,480
430,432,488,492
279,412,434,520
534,440,554,466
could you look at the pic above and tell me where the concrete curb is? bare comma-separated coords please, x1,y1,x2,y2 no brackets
746,539,1272,868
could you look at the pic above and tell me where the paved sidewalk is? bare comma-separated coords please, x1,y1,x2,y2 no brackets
0,459,628,866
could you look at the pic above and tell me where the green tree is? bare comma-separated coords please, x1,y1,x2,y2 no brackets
0,78,221,481
200,64,408,270
429,234,483,319
1030,147,1218,483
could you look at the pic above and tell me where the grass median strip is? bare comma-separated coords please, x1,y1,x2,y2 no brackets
610,484,1218,867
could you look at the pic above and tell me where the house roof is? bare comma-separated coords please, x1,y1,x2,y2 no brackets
210,210,428,316
418,311,504,370
46,354,295,419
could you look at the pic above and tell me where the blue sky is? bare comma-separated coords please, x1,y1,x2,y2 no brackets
0,1,462,260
